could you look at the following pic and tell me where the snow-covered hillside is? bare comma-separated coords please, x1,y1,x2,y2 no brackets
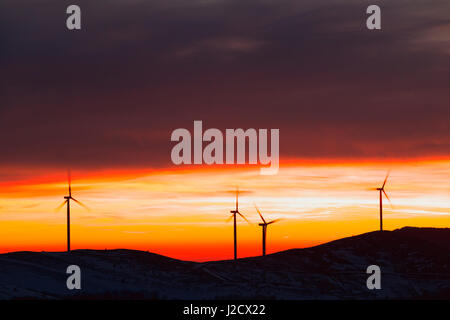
0,227,449,299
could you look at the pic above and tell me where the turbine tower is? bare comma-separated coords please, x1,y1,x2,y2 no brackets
56,170,89,252
254,204,280,256
375,171,392,231
227,188,249,260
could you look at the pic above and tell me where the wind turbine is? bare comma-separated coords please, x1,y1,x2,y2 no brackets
227,188,249,260
56,170,89,252
254,204,281,256
375,171,393,231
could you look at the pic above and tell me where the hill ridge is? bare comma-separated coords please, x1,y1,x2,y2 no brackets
0,227,449,299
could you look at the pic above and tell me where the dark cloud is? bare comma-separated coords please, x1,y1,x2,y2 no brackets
0,0,449,174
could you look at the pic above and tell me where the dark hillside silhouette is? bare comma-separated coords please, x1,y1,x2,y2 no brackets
0,227,449,299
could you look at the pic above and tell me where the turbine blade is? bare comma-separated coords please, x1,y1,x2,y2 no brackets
71,197,90,211
254,204,266,224
382,190,394,208
226,213,234,223
68,169,72,197
55,200,68,212
236,187,239,211
237,211,250,224
267,218,282,225
382,170,390,189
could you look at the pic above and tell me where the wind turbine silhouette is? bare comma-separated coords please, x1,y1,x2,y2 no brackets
254,204,281,256
56,170,89,252
375,171,392,231
227,188,249,260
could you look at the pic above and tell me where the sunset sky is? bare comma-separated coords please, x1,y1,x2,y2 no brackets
0,0,449,261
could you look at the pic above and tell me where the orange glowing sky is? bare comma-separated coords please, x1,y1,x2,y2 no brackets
0,159,449,261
